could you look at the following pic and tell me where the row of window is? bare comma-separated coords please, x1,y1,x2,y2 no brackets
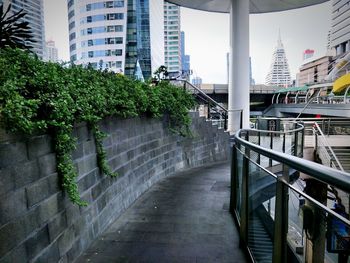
81,49,123,59
81,25,123,35
81,13,124,24
84,1,124,12
81,37,123,47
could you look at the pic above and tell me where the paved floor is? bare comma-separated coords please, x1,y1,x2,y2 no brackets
75,162,248,263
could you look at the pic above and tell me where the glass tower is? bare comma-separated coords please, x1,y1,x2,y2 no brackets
1,0,45,58
68,0,127,72
125,0,164,80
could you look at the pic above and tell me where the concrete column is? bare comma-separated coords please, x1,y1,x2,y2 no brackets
228,0,250,131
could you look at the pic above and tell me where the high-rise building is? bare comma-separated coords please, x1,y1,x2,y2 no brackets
192,76,202,87
303,49,315,60
164,2,181,77
180,31,190,79
68,0,164,80
227,53,255,85
330,0,350,56
45,40,58,62
1,0,45,58
265,32,291,87
67,0,127,72
125,0,164,80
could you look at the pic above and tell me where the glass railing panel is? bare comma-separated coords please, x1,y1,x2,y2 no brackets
235,149,243,221
287,186,306,263
248,160,276,263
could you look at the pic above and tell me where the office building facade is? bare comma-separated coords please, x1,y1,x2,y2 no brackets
45,40,59,62
125,0,164,80
265,33,291,87
330,0,350,56
1,0,45,58
67,0,127,72
68,0,164,80
164,2,181,76
180,31,190,79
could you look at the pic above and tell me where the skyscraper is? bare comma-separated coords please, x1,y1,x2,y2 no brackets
330,0,350,56
68,0,127,72
265,32,291,87
180,31,190,79
68,0,164,80
164,2,181,77
124,0,164,80
1,0,45,58
45,40,58,62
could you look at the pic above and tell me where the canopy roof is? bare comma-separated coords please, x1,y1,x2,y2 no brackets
275,86,309,94
167,0,328,14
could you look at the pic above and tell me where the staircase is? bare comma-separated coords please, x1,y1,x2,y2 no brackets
248,213,273,263
331,146,350,173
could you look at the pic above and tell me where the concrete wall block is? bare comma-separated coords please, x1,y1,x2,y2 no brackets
38,153,57,177
48,212,67,243
0,220,26,259
38,193,65,226
76,155,97,179
0,168,15,197
32,242,60,263
74,124,92,143
27,135,53,160
57,227,75,257
26,173,60,208
13,160,40,190
71,143,84,160
0,142,28,168
25,225,50,260
65,204,81,227
0,243,27,263
0,189,27,226
77,169,98,193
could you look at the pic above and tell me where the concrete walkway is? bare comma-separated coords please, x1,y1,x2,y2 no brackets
75,162,248,263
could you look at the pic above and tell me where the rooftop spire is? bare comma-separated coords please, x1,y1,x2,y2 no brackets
277,28,283,49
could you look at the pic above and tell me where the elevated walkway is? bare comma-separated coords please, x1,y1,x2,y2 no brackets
76,162,248,263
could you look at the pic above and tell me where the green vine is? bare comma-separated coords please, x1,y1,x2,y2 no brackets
0,48,195,206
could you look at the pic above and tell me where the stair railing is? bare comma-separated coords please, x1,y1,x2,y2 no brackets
171,79,231,130
231,120,350,263
313,122,345,172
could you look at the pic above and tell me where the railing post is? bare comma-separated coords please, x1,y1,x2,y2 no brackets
282,133,286,153
269,132,273,167
239,153,249,248
272,164,289,263
257,132,261,165
294,123,298,156
230,137,237,213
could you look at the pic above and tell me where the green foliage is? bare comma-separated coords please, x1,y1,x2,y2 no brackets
0,48,195,205
0,4,35,50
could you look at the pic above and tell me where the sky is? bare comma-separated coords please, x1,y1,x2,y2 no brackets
44,1,332,85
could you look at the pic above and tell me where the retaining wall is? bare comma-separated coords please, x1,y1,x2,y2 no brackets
0,113,230,262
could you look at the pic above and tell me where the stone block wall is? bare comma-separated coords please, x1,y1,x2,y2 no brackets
0,113,230,262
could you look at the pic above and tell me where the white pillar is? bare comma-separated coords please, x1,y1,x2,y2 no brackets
228,0,250,131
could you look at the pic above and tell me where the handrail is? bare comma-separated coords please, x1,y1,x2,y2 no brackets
234,128,350,192
176,79,228,113
313,122,345,172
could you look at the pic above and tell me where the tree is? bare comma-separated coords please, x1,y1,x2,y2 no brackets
0,4,35,50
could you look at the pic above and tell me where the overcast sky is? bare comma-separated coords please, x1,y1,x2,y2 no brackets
44,1,331,84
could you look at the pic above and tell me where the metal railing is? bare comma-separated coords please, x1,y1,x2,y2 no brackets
231,121,350,263
171,79,229,129
313,122,345,172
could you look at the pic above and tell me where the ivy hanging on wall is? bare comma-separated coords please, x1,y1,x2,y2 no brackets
0,48,195,206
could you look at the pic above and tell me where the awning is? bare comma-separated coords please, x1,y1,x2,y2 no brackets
274,86,309,94
333,73,350,93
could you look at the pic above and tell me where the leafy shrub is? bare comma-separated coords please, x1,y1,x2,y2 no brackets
0,48,194,205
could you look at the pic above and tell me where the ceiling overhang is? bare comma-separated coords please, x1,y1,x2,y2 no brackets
166,0,329,14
